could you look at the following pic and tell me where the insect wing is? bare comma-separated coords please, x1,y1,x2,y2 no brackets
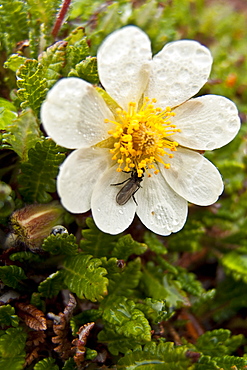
116,179,139,205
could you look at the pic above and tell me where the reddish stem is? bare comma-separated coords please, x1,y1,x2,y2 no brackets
52,0,72,39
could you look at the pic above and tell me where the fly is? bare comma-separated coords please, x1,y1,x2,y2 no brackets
111,171,144,205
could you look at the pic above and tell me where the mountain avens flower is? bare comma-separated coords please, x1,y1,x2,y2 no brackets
41,26,240,236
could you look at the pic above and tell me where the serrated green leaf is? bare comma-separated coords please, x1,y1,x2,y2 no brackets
18,139,65,203
135,298,172,324
108,258,142,297
10,251,42,263
34,357,59,370
117,341,191,369
42,233,78,256
176,268,205,297
63,254,108,302
65,28,90,71
62,357,77,370
30,292,46,312
71,309,102,335
40,41,68,88
38,271,65,298
221,251,247,282
2,109,42,161
144,232,168,255
0,326,27,357
80,218,119,257
16,59,48,114
98,328,140,356
4,54,27,72
195,329,244,357
0,305,19,328
213,355,247,370
0,265,27,289
168,220,205,252
194,355,219,370
101,296,151,342
112,234,147,260
0,356,26,370
68,57,99,84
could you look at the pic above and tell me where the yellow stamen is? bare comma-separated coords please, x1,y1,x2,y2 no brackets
105,97,180,176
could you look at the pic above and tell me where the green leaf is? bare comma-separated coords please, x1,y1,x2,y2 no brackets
135,298,172,324
34,357,59,370
194,355,219,370
2,109,42,161
68,57,99,84
80,218,119,257
0,98,17,130
18,139,66,203
63,254,108,302
212,355,247,370
62,357,77,370
40,41,68,88
144,232,168,254
141,262,186,308
98,328,140,356
117,341,191,369
101,296,151,342
108,258,142,297
112,234,147,260
42,233,78,256
64,28,90,73
0,305,19,328
71,309,102,335
221,251,247,282
0,265,27,289
0,356,26,370
176,268,205,297
0,0,28,55
168,220,205,252
0,326,27,358
191,289,216,317
38,271,65,298
195,329,244,357
10,251,42,263
4,54,27,73
16,59,48,114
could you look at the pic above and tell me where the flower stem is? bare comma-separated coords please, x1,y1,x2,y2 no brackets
52,0,72,39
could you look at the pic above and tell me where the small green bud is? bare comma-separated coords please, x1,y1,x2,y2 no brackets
11,201,65,251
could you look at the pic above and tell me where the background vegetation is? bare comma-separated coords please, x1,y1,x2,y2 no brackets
0,0,247,368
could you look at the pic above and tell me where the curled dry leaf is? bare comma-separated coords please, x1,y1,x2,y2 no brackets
16,302,47,330
72,322,95,366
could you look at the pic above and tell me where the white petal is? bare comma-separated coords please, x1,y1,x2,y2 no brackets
171,95,241,150
159,147,224,206
41,77,114,149
135,172,188,236
57,147,111,213
145,40,212,109
97,26,152,110
91,166,136,235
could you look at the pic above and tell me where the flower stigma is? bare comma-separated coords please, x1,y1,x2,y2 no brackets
105,97,180,177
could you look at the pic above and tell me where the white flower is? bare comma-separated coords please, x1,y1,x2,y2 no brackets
41,26,240,236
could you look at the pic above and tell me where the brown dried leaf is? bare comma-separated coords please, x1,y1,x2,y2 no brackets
16,302,47,330
72,322,95,366
24,347,40,367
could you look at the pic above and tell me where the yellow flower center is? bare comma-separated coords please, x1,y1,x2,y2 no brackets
105,97,180,177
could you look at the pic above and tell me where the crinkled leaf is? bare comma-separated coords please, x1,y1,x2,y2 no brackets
40,41,68,88
195,329,244,357
212,355,247,370
18,139,66,203
80,218,118,257
0,305,19,328
98,328,140,356
117,341,191,369
176,268,205,297
65,28,90,72
0,326,27,357
112,234,147,260
2,109,42,161
62,357,77,370
68,57,99,84
0,265,27,289
38,271,65,298
4,54,27,73
101,296,151,342
63,254,108,302
42,233,78,256
16,59,48,114
34,357,59,370
10,251,42,263
168,220,205,252
0,356,26,370
135,298,172,324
